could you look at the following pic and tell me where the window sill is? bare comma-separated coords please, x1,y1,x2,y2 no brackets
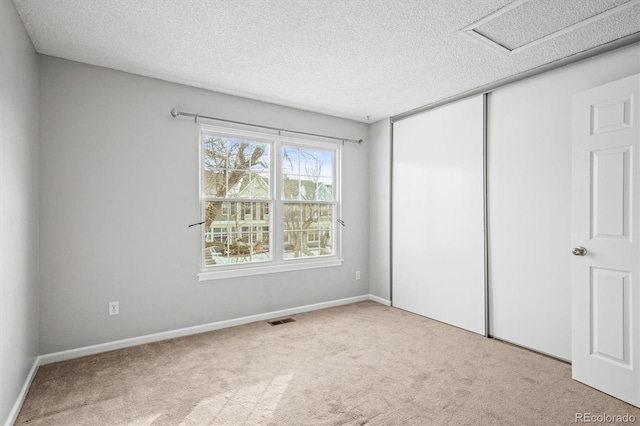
197,257,343,281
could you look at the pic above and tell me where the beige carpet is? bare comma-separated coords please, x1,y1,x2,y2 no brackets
16,301,640,425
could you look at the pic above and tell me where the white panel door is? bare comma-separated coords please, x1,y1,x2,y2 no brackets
572,73,640,406
393,95,485,335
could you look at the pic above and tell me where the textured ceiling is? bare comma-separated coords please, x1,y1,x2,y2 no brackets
474,0,631,50
12,0,640,122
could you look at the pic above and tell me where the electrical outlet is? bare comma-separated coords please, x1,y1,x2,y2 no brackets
356,271,361,280
109,301,119,316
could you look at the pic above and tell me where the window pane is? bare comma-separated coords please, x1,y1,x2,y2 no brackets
299,149,321,177
227,139,250,170
318,203,333,255
283,203,333,259
302,230,319,257
282,146,334,201
203,136,270,198
301,203,318,226
204,201,227,266
203,136,228,169
284,203,303,231
283,146,299,175
253,225,270,254
283,175,300,200
300,178,317,200
317,176,333,201
250,143,270,173
228,232,249,259
225,170,247,198
203,169,221,198
251,172,270,199
283,231,302,258
204,200,271,266
319,228,333,255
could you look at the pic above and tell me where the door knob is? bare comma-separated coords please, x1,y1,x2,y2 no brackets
572,247,587,256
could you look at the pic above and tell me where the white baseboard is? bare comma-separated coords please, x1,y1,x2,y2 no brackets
368,294,391,306
39,294,371,366
5,357,39,426
8,294,383,425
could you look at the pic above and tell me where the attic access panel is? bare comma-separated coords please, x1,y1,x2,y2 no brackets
461,0,638,54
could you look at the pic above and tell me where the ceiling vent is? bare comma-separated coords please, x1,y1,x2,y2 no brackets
460,0,639,54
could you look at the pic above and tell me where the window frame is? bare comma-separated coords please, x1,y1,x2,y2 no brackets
198,125,343,281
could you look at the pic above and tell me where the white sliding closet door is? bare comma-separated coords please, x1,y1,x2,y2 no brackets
392,95,485,335
487,45,639,362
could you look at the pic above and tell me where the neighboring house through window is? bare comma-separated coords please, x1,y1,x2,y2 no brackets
199,125,341,280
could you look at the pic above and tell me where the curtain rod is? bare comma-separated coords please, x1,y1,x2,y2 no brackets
170,108,363,145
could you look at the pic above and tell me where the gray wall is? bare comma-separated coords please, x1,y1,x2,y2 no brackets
0,0,40,423
38,56,370,354
368,119,391,301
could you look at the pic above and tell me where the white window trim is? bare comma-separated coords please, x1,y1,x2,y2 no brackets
197,125,343,281
198,258,343,281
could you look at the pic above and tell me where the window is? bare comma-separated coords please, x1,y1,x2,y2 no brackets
199,125,341,280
